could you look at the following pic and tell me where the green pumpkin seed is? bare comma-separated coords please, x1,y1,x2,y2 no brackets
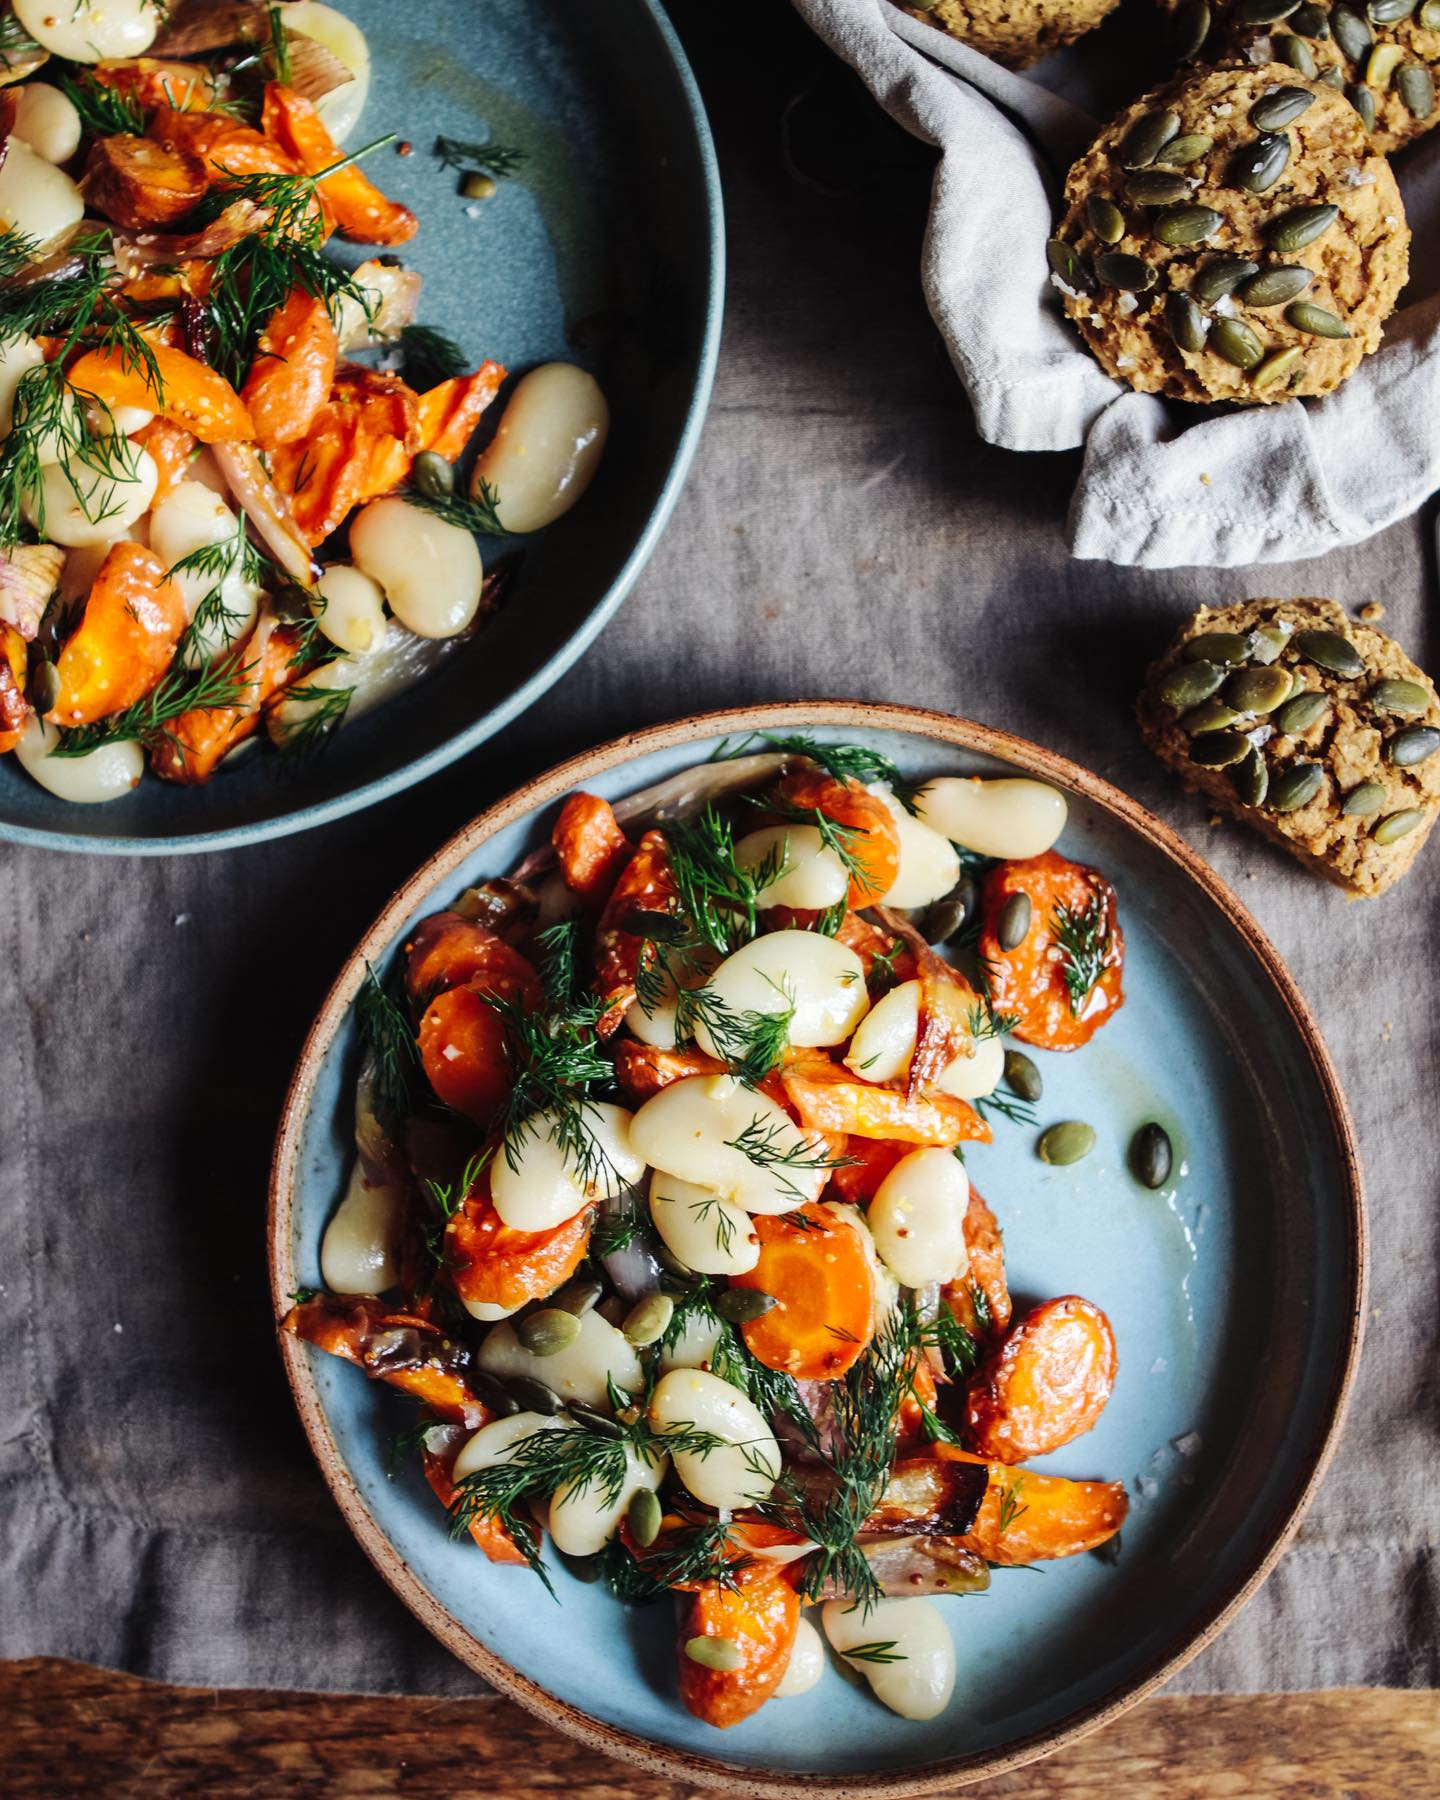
1341,779,1387,815
1236,0,1301,18
1038,1120,1097,1165
1277,31,1319,72
1286,300,1351,337
1190,729,1252,767
410,449,454,499
1370,677,1431,716
1331,2,1374,56
1239,265,1314,308
1291,0,1333,30
517,1307,582,1357
1365,41,1407,85
1387,724,1440,766
1046,238,1091,291
25,656,59,714
623,1293,675,1346
1250,86,1316,128
1166,291,1210,354
1252,624,1291,663
1295,626,1363,676
1159,659,1226,709
1086,194,1126,243
1211,317,1266,370
1231,132,1292,193
1273,689,1330,733
1420,0,1440,25
1095,251,1157,291
1372,807,1427,844
471,1370,522,1416
1192,256,1261,302
1003,1049,1043,1103
553,1277,604,1317
1183,698,1244,734
1154,204,1223,246
1184,629,1256,665
685,1636,744,1673
1318,64,1346,87
1369,0,1418,18
506,1375,567,1415
627,1487,662,1548
1130,1122,1174,1189
654,1243,695,1281
1225,664,1293,712
998,890,1033,950
1230,745,1271,807
1266,203,1339,253
1171,0,1212,55
1348,81,1379,128
1120,107,1181,168
1252,346,1306,390
920,878,977,945
1269,762,1325,811
1396,61,1436,117
716,1287,779,1324
1126,169,1194,205
567,1402,625,1438
1158,132,1215,164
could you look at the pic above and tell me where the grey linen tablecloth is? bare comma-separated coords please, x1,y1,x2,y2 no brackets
2,1,1437,1698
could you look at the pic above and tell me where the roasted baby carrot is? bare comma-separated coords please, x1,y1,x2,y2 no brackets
552,792,632,900
282,1295,484,1426
775,769,900,905
781,1064,991,1147
677,1564,800,1730
69,341,255,442
963,1295,1117,1462
730,1201,878,1380
416,362,506,461
131,417,198,507
262,83,418,243
406,912,539,1005
47,542,186,727
150,619,304,784
937,1445,1128,1564
241,287,339,447
446,1185,593,1312
943,1186,1012,1338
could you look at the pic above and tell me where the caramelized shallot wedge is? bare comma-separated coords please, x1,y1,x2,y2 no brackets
286,32,355,104
333,259,422,351
0,543,65,641
209,441,316,587
150,0,270,56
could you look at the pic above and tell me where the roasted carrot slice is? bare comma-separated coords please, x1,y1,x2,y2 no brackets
268,367,420,543
0,626,28,754
406,912,540,1005
775,770,900,906
943,1187,1011,1339
782,1065,991,1147
83,133,208,229
612,1040,725,1105
977,851,1125,1052
418,987,516,1123
69,341,254,443
553,792,632,901
262,83,418,243
825,1135,910,1205
592,829,678,1033
282,1295,485,1427
730,1201,877,1380
241,287,338,447
963,1295,1117,1463
95,57,221,113
131,417,197,507
936,1445,1127,1564
150,619,303,784
677,1563,800,1730
47,542,186,727
151,105,302,182
417,362,506,462
422,1440,528,1565
446,1184,593,1312
837,908,916,985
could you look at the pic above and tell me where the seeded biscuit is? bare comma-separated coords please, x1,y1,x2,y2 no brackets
892,0,1123,68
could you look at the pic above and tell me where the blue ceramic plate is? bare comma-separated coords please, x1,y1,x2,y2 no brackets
0,0,721,856
270,704,1364,1796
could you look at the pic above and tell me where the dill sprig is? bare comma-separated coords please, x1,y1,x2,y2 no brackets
714,732,925,814
163,510,270,595
919,1297,983,1382
397,322,468,389
1051,897,1112,1018
0,229,40,280
973,1089,1038,1130
57,70,146,136
434,134,528,180
641,1515,753,1594
996,1476,1029,1537
663,806,785,957
844,1641,905,1665
357,960,420,1118
267,2,293,82
591,1200,647,1256
404,477,507,537
0,11,40,65
533,919,585,1010
724,1112,856,1203
274,679,353,757
668,977,795,1087
758,796,870,893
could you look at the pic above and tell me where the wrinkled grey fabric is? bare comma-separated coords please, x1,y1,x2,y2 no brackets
794,0,1440,569
2,1,1437,1699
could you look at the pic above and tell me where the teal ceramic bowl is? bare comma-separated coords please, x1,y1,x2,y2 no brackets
270,704,1364,1796
0,0,721,856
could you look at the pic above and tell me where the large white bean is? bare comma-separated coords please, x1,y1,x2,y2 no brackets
462,1297,523,1323
149,480,260,663
735,824,849,911
267,645,362,749
472,363,608,533
282,1,371,141
0,334,44,438
25,447,157,547
698,930,868,1057
649,1170,760,1277
821,1598,956,1720
629,1076,829,1216
934,1031,1003,1102
491,1102,644,1232
349,496,483,639
843,979,1002,1101
775,1617,825,1697
658,1308,724,1375
872,789,962,909
14,0,157,59
0,135,83,254
452,1410,561,1483
475,1309,642,1409
648,1368,780,1509
12,83,81,163
548,1444,665,1558
314,562,387,655
319,1161,402,1295
915,776,1067,861
15,716,142,802
869,1148,970,1289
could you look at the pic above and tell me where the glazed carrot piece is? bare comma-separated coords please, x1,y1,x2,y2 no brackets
83,134,208,229
612,1040,725,1104
936,1445,1128,1564
241,287,339,447
262,83,418,243
825,1135,910,1205
422,1439,528,1566
592,829,678,1033
150,620,303,784
281,1296,485,1426
963,1296,1117,1463
131,417,197,507
0,626,28,753
406,912,540,1005
418,987,516,1123
96,57,221,112
446,1184,593,1312
730,1201,877,1380
898,1352,941,1442
677,1564,800,1730
837,909,916,985
269,368,420,543
775,770,900,906
553,793,633,900
69,341,254,443
151,105,303,183
782,1064,991,1147
943,1188,1011,1339
47,543,186,728
417,362,506,461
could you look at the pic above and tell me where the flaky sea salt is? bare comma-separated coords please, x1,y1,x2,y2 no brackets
1173,1432,1203,1458
1116,354,1137,369
1117,292,1139,316
1339,166,1377,188
1213,294,1239,317
1050,272,1084,301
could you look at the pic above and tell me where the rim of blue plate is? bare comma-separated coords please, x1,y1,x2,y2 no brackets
3,0,724,859
269,701,1367,1799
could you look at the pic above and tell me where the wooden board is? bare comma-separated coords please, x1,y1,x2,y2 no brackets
2,1661,1436,1798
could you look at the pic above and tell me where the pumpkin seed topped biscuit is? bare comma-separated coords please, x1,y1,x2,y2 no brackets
1049,63,1409,403
891,0,1123,68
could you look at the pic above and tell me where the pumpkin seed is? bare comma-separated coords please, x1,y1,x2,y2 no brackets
516,1308,582,1357
1387,724,1440,766
460,171,498,201
1130,1122,1174,1189
1365,41,1407,85
1286,299,1351,337
1003,1049,1043,1103
506,1375,567,1415
1269,762,1325,811
627,1487,662,1548
471,1371,522,1416
1370,677,1431,716
1087,194,1126,243
1120,107,1181,168
568,1402,625,1439
1396,60,1436,117
1291,0,1333,30
553,1278,604,1317
1159,659,1226,708
1239,265,1314,307
1331,2,1374,56
1190,729,1252,766
1341,779,1387,815
716,1287,779,1325
1126,170,1194,205
1250,86,1316,128
1171,0,1213,56
685,1636,744,1673
1225,664,1293,712
1192,256,1261,301
1421,0,1440,24
1038,1121,1096,1165
1369,0,1417,18
920,877,978,946
1295,626,1363,676
1277,31,1319,72
623,1293,675,1346
1318,64,1346,86
1159,131,1215,164
411,450,454,499
1236,0,1301,18
1348,81,1379,128
1230,745,1271,806
1046,238,1091,291
654,1243,695,1280
1231,132,1292,193
1184,629,1256,665
1154,203,1223,246
1095,251,1158,290
25,656,59,714
1166,291,1210,353
1183,699,1244,734
1266,203,1339,252
1372,807,1427,843
998,891,1032,950
1252,624,1291,663
1212,317,1266,370
1274,689,1330,733
1252,346,1306,390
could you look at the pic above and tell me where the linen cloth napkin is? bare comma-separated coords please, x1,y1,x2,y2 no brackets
793,0,1440,569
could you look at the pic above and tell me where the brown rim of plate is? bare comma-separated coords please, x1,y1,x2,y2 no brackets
268,700,1367,1800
